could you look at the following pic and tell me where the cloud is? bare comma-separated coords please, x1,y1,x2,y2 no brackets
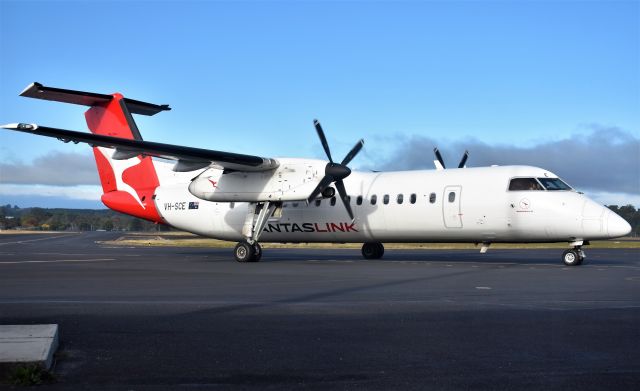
586,191,640,207
0,151,99,186
0,184,103,200
373,126,640,196
0,126,638,209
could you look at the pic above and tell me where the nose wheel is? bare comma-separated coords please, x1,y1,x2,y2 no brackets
562,247,585,266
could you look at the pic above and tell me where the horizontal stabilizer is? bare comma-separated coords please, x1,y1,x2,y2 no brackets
1,123,279,172
20,82,170,116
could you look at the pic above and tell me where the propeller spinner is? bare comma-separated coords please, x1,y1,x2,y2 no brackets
307,119,364,222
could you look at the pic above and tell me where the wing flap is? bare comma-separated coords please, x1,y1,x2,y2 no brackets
3,123,279,172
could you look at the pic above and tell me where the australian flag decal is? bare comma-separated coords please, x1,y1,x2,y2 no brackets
188,201,199,210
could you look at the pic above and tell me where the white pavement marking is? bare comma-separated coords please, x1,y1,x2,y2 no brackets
0,234,79,246
0,259,115,265
475,286,492,290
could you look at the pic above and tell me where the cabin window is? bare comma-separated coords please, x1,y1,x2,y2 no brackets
371,195,377,205
315,199,321,206
429,193,436,204
383,194,390,204
410,193,417,204
397,194,404,204
538,178,572,191
508,178,544,191
356,195,363,205
330,197,336,206
448,192,456,203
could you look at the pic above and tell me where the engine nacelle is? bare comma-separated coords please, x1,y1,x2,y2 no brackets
188,158,327,202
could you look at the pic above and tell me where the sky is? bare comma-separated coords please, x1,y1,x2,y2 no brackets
0,0,638,209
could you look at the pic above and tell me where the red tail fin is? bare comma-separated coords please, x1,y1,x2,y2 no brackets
19,82,170,223
85,93,163,222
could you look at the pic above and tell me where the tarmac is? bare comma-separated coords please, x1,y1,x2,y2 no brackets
0,231,638,390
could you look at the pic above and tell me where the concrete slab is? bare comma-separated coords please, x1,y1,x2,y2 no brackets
0,324,58,374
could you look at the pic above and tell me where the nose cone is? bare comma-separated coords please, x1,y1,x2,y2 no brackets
607,211,632,238
325,163,351,180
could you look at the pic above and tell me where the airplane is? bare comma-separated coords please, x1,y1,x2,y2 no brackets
2,82,632,266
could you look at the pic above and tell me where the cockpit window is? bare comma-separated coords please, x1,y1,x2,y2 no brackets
508,178,544,191
538,178,572,191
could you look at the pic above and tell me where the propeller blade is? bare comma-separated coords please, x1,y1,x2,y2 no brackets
306,175,334,204
334,180,354,222
341,139,364,166
313,119,333,163
433,147,446,169
458,150,469,168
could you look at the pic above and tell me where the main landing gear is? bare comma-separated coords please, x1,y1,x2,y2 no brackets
562,241,587,266
234,241,262,263
234,201,279,263
362,242,384,259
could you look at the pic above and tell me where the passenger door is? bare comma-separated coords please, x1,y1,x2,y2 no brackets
443,185,463,228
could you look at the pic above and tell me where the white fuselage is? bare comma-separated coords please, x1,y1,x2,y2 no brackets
151,161,625,244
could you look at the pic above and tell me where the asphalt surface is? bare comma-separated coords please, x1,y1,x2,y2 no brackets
0,232,638,390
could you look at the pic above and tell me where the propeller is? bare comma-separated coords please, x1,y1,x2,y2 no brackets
307,119,364,222
433,148,469,169
458,150,469,168
433,148,446,169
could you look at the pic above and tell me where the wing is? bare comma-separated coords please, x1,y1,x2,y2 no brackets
2,123,279,172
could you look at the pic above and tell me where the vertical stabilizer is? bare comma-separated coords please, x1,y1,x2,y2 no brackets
19,82,171,223
84,93,163,222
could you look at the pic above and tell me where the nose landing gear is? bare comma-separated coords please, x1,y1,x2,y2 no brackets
562,241,586,266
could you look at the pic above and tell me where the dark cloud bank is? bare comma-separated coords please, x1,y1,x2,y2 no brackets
0,151,99,186
1,127,638,197
373,126,639,195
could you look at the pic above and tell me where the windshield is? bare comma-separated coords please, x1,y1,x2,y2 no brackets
508,178,544,191
538,178,572,191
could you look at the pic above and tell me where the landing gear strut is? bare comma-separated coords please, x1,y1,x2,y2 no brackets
362,242,384,259
234,201,279,263
562,242,586,266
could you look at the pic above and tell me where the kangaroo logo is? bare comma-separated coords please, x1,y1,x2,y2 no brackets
96,147,146,209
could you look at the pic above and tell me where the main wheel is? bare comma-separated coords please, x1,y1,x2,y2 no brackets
362,242,377,259
234,242,255,263
362,242,384,259
562,249,581,266
251,243,262,262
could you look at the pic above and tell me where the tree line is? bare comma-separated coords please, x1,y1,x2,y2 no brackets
0,205,170,232
0,203,638,236
607,205,639,237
